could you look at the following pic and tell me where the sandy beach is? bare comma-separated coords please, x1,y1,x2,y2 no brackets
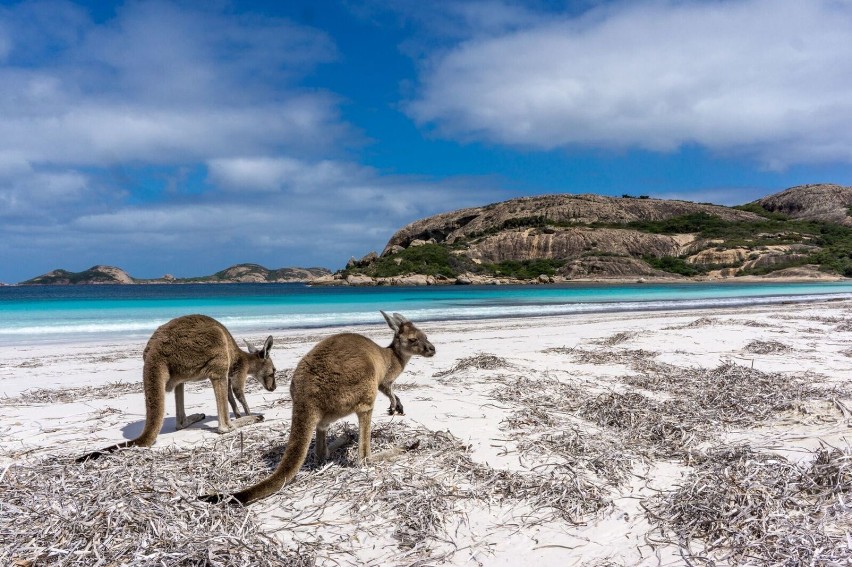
2,300,851,565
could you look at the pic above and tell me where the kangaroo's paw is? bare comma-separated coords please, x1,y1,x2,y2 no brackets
231,415,263,428
177,413,206,431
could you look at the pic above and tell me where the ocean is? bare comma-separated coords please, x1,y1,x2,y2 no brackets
1,281,851,345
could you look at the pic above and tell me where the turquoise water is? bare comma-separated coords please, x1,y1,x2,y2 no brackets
1,281,851,344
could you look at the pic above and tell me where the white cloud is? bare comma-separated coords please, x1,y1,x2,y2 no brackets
408,0,852,168
207,157,364,193
0,1,344,169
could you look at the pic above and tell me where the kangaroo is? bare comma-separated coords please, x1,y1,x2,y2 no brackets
201,311,435,505
77,314,277,462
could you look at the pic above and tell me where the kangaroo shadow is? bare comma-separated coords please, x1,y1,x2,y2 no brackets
258,427,358,472
120,415,220,440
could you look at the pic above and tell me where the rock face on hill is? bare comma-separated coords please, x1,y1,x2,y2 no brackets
757,184,852,225
338,186,851,283
20,264,331,285
374,194,764,280
383,193,759,252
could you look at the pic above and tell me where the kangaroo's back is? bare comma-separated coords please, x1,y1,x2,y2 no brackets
290,333,389,420
144,315,237,384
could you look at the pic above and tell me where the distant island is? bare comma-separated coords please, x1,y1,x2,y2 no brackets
16,183,852,286
19,264,331,286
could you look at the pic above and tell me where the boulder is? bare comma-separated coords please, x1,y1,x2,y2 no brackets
345,274,376,286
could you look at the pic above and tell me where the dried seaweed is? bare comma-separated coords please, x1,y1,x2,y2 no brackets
646,444,852,564
595,331,636,347
1,421,612,566
579,392,701,459
622,361,825,427
490,374,641,484
663,317,720,330
0,381,142,407
432,352,512,377
0,444,314,566
744,339,792,354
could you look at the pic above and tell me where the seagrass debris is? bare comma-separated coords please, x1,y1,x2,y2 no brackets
489,349,844,490
432,352,513,378
0,443,314,566
594,331,637,347
663,317,721,330
0,381,142,407
645,443,852,565
744,339,792,354
1,422,610,566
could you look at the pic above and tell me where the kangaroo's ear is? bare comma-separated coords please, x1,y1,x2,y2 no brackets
381,310,400,332
244,339,257,354
262,336,274,358
392,313,409,326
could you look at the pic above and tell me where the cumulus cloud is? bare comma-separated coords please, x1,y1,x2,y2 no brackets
0,1,343,169
207,157,365,193
407,0,852,168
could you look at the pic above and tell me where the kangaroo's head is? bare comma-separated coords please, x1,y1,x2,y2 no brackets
381,311,436,359
244,335,277,391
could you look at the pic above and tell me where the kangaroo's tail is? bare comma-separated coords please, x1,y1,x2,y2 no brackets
200,410,317,506
76,362,167,463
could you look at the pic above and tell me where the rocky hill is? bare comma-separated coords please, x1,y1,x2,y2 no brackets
335,184,852,284
382,193,759,252
184,264,331,283
757,184,852,225
20,264,331,285
23,265,137,285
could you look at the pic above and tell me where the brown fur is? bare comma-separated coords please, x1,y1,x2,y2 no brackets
77,314,277,462
201,311,435,505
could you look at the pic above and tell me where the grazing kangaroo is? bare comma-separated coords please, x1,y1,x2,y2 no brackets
201,311,435,505
77,314,277,462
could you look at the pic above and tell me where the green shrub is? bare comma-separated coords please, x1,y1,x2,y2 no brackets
643,256,705,276
483,258,565,279
346,244,466,278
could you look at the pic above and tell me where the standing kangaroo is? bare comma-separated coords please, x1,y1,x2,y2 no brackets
201,311,435,505
77,314,277,462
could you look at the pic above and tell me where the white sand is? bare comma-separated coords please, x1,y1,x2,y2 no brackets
2,300,851,565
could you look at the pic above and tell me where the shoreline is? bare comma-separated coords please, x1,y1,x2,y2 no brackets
4,270,848,288
2,283,852,348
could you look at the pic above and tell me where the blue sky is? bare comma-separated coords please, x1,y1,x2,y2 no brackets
1,0,851,283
